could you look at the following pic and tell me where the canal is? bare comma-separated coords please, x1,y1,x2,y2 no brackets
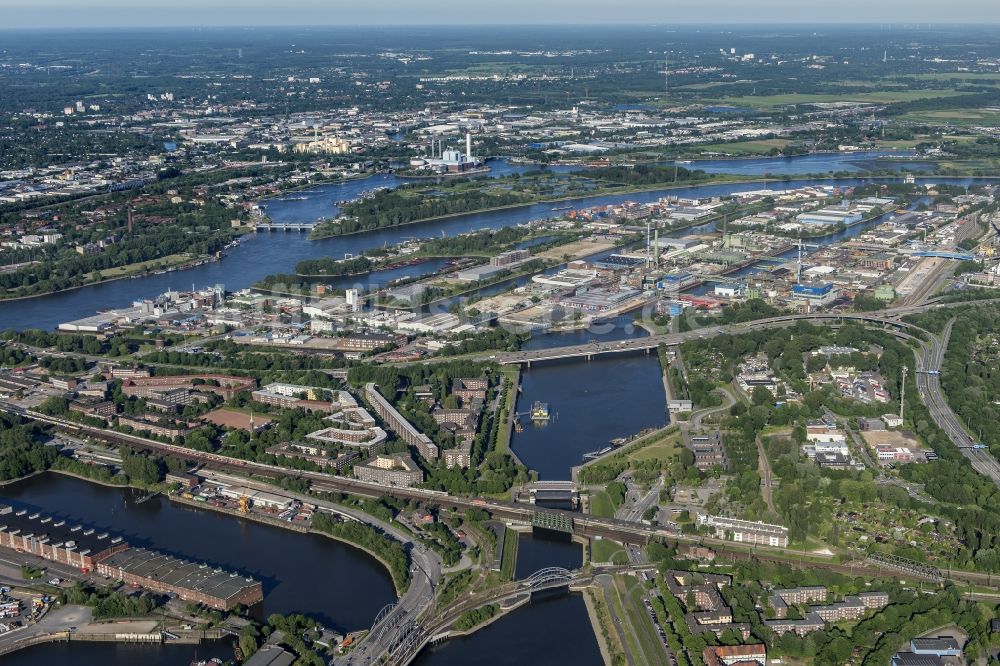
510,338,667,480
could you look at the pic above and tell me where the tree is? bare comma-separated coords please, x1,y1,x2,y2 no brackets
121,451,163,485
751,385,774,406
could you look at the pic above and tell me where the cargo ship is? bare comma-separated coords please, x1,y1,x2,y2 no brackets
530,401,550,421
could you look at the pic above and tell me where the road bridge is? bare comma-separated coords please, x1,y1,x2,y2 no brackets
481,313,917,365
254,221,317,232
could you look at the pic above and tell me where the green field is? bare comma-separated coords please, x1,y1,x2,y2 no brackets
590,490,617,518
590,538,627,565
909,72,1000,83
692,139,791,155
615,575,671,666
626,432,682,465
711,89,964,109
901,109,1000,126
494,367,521,456
90,252,196,281
499,528,519,581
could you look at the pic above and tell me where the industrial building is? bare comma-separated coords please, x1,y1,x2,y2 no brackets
796,207,865,226
0,505,128,572
96,548,263,611
909,637,962,658
792,282,838,306
455,264,510,282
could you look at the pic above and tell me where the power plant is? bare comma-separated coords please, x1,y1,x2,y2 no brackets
410,131,486,174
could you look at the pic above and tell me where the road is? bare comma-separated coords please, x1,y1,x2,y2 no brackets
0,604,93,656
618,476,665,524
595,574,636,666
466,310,949,365
755,435,778,517
915,319,1000,486
689,387,736,428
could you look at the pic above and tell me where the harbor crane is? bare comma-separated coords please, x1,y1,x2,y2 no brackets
796,239,822,284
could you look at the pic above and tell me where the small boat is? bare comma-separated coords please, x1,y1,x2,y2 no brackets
530,401,550,421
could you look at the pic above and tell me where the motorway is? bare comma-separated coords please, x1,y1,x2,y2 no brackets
915,319,1000,485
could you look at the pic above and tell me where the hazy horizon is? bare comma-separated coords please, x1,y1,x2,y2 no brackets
4,0,1000,29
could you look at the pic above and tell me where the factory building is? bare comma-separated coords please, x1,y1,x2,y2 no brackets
792,282,838,306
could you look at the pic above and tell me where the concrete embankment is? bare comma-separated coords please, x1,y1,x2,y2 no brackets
0,627,223,658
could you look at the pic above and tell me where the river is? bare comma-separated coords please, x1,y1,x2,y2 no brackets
0,474,604,665
0,473,397,632
0,154,947,332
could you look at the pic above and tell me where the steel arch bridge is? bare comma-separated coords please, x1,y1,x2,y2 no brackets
524,567,575,589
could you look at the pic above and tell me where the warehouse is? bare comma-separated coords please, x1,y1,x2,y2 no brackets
0,505,129,572
97,548,263,610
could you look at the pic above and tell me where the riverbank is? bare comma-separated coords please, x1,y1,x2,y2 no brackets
0,254,218,303
308,171,766,241
317,169,1000,244
168,489,410,596
9,467,409,599
0,622,229,658
258,170,374,203
583,588,616,666
511,148,927,168
571,424,679,482
308,200,541,240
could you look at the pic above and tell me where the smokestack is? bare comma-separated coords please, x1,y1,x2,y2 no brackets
466,132,472,162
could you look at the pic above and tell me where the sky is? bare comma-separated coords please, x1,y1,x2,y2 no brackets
3,0,1000,29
